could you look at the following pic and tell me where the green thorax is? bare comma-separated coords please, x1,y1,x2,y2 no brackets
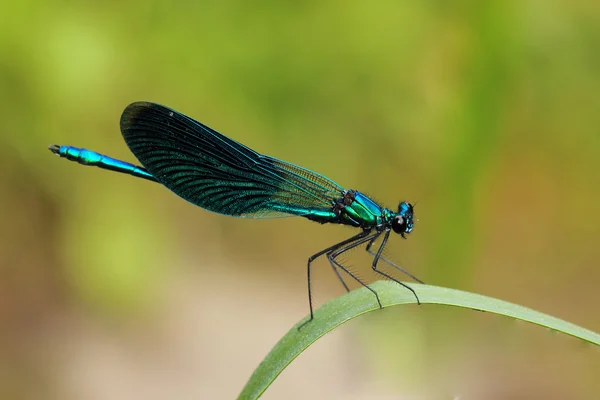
338,190,392,228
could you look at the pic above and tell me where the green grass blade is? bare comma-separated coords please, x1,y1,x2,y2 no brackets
238,281,600,399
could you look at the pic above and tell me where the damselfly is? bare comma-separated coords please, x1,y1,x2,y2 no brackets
49,102,422,326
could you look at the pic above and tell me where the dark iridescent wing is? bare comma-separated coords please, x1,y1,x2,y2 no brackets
120,102,344,218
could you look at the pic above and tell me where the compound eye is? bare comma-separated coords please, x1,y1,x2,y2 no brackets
391,215,407,234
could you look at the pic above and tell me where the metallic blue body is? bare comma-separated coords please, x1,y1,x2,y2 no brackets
51,145,156,182
50,147,407,232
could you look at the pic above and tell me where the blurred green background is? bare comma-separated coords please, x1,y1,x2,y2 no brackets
1,1,599,399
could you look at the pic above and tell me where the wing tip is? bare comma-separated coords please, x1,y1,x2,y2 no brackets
120,101,173,132
121,101,158,120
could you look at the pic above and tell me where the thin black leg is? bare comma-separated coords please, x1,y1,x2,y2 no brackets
299,230,371,330
328,232,383,308
371,230,421,304
328,258,351,293
365,236,424,283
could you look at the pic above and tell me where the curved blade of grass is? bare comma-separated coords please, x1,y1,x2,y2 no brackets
238,281,600,399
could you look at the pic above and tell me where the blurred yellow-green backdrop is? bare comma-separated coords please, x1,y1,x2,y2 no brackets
1,1,599,399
